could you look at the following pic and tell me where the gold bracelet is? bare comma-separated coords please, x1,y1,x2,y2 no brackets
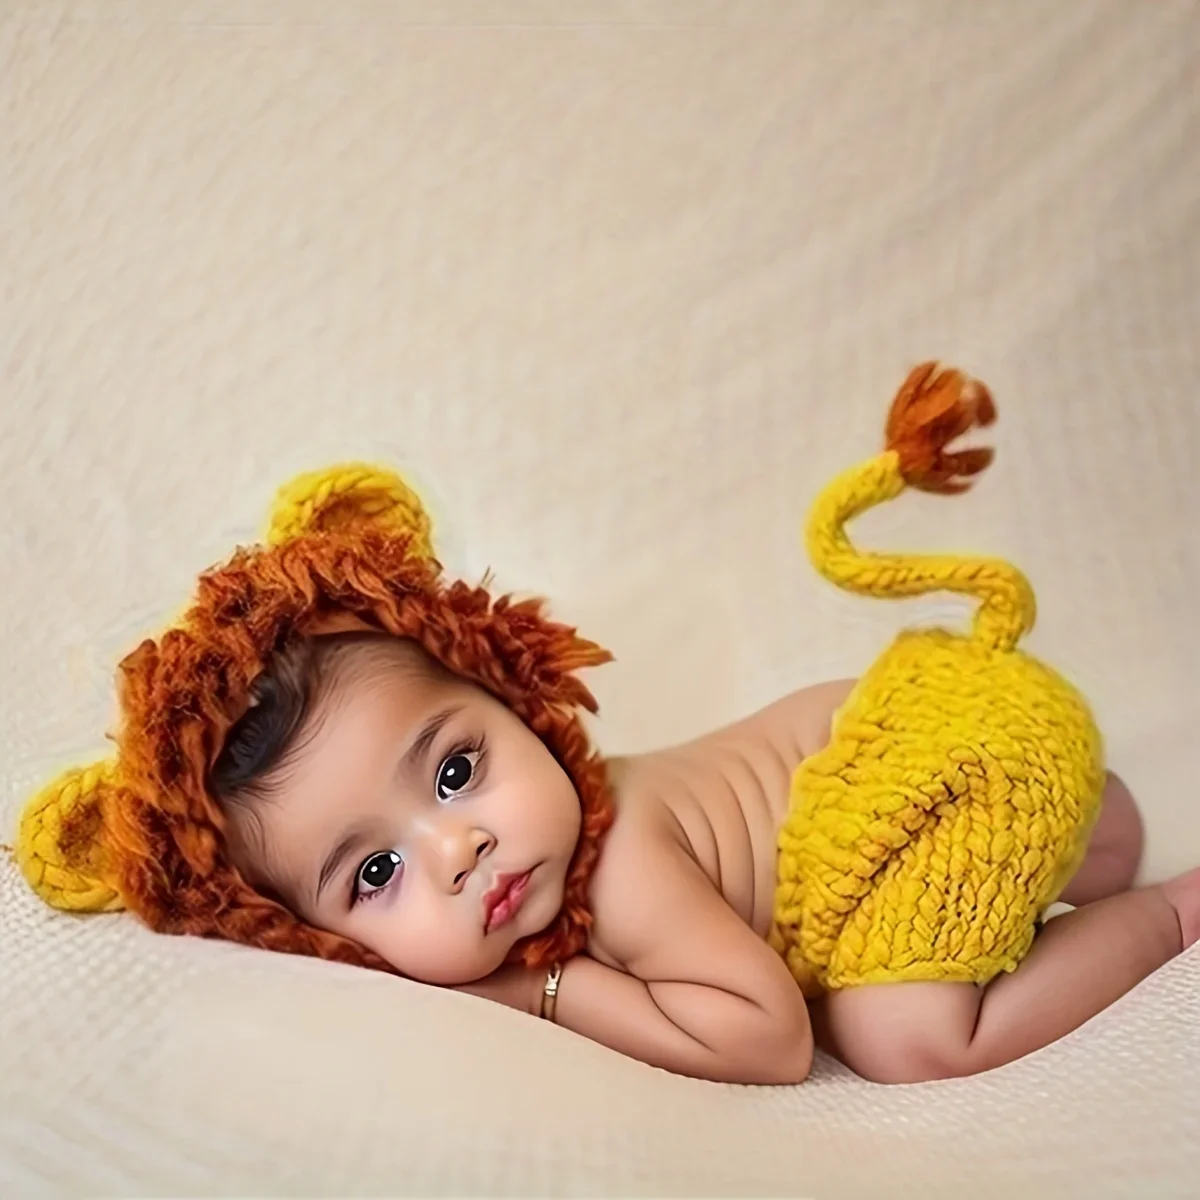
539,963,563,1022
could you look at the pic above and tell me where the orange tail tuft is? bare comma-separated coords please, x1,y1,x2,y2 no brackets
884,362,996,494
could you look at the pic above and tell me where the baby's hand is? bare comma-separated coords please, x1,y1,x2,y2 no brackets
454,962,545,1016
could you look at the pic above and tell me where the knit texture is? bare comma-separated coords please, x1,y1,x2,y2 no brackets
15,462,430,914
12,462,615,973
16,762,124,912
265,462,435,559
771,365,1107,994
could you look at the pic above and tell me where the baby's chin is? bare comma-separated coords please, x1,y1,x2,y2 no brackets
390,948,503,987
460,887,563,981
384,922,546,986
378,865,570,985
519,864,567,939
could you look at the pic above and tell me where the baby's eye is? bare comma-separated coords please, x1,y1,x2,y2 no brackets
356,850,402,899
436,751,477,802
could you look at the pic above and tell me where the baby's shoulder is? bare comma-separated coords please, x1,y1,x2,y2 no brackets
582,679,859,966
583,758,696,968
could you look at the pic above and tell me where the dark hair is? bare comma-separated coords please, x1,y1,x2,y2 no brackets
209,632,428,808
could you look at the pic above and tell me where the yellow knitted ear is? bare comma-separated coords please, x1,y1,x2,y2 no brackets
265,463,435,559
16,761,124,913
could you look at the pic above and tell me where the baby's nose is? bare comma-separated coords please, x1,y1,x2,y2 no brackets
444,828,496,893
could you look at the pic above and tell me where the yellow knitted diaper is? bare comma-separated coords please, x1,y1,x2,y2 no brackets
770,365,1106,995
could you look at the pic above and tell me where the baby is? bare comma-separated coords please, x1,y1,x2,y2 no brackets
209,628,1197,1085
19,365,1200,1086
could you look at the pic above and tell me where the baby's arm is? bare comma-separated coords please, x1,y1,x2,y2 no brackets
555,816,812,1083
462,803,812,1084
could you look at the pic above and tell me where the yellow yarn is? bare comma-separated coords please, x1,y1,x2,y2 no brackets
16,761,123,912
265,462,434,559
771,374,1105,995
17,461,438,915
802,453,1037,652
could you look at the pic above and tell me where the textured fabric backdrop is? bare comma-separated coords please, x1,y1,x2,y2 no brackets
2,1,1198,1196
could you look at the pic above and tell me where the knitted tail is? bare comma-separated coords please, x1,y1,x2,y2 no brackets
806,363,1035,652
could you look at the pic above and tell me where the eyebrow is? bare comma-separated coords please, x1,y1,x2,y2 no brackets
312,705,464,905
315,820,376,905
396,705,463,782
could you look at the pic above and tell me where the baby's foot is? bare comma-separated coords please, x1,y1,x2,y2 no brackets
1160,867,1200,950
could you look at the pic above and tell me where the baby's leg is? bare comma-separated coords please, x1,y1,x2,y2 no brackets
1058,772,1144,907
816,866,1199,1084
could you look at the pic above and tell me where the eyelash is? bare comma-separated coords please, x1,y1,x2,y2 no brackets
440,733,487,800
349,735,489,908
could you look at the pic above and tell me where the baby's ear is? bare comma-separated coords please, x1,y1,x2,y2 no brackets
264,463,436,563
17,761,126,912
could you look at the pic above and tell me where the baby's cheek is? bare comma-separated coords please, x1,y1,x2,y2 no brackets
369,908,500,986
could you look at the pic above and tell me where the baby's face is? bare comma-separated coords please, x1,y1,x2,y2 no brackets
227,661,582,984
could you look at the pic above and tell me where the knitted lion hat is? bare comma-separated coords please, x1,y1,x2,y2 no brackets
16,466,613,973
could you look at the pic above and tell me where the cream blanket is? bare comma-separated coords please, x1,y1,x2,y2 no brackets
2,2,1197,1194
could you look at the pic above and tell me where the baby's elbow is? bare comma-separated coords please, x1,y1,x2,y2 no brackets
764,1031,813,1084
747,1028,812,1085
730,1005,813,1085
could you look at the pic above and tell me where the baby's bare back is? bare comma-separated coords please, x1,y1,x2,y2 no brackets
592,680,855,947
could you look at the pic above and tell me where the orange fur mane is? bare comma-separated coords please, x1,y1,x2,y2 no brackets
79,527,614,974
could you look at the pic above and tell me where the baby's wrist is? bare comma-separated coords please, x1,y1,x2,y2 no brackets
536,962,564,1022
